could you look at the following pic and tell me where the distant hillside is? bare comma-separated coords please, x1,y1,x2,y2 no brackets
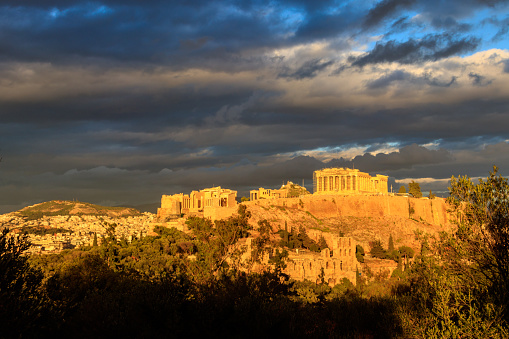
117,202,160,214
14,200,142,220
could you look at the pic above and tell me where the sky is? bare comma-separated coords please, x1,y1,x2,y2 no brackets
1,0,509,213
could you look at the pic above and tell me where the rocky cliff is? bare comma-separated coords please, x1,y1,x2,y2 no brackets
243,194,454,253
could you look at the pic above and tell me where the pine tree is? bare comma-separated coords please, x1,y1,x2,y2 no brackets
284,221,289,244
398,186,406,194
388,234,394,252
317,235,328,250
356,245,365,263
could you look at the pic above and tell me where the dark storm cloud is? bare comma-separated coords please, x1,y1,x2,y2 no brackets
476,0,509,6
503,59,509,73
487,16,509,41
0,0,508,213
351,34,480,67
278,58,335,79
292,11,360,41
0,0,503,70
468,72,493,86
366,70,412,89
366,70,457,90
430,16,472,32
388,16,414,33
363,0,416,30
0,1,288,66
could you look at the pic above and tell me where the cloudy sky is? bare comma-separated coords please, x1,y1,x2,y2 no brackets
1,0,509,213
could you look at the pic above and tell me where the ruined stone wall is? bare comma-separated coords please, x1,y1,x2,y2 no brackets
282,236,359,286
203,206,237,221
284,256,357,286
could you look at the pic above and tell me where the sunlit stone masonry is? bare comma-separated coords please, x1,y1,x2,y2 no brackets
313,168,388,195
157,186,238,221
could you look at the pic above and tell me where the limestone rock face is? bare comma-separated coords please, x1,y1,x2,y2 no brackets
242,195,454,285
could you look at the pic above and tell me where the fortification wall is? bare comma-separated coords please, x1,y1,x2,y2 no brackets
203,206,237,221
244,195,451,227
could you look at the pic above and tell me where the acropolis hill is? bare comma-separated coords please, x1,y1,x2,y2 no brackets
156,168,453,285
156,167,452,249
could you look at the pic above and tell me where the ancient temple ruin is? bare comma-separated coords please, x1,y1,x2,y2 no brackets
157,186,237,220
313,168,388,195
250,187,288,201
282,235,359,286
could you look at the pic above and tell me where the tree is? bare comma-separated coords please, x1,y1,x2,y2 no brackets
387,235,399,261
447,166,509,321
0,229,52,337
297,226,320,252
397,245,414,259
317,235,328,250
408,180,422,198
400,167,509,337
251,220,271,263
355,245,365,263
398,186,406,194
369,240,387,259
388,235,394,253
428,190,436,199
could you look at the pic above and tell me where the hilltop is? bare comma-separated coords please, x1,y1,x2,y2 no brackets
13,200,142,220
243,194,454,254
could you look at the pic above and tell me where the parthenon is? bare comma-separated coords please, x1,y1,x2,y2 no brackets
313,168,388,195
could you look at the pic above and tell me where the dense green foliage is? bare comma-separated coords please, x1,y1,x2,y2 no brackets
4,168,509,337
277,225,326,252
355,244,365,263
0,229,55,338
393,167,509,337
408,180,422,198
369,238,416,262
283,182,310,198
369,239,387,259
